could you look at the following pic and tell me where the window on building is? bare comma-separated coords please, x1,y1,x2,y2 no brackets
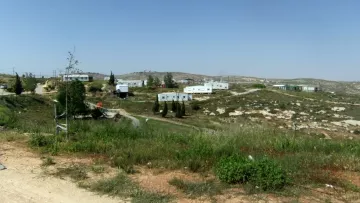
183,96,186,98
162,96,165,99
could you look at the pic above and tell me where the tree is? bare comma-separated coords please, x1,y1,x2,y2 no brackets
171,100,176,112
181,101,186,116
14,73,23,95
152,96,159,114
57,80,87,118
108,71,115,86
147,75,154,87
164,72,175,88
23,76,37,94
161,102,168,117
175,102,182,118
154,77,161,87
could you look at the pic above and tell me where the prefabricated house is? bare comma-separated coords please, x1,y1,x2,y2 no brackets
115,84,129,98
116,79,144,87
298,85,319,92
62,74,93,82
204,82,229,90
158,92,192,102
184,85,212,94
273,84,287,90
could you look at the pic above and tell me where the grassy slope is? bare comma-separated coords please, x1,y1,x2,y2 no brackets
2,92,360,201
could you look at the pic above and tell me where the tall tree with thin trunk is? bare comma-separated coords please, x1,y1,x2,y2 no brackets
162,102,168,117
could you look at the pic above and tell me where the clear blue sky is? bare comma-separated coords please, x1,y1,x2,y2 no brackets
0,0,359,81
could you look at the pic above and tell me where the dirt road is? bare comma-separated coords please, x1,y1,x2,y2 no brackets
0,142,125,203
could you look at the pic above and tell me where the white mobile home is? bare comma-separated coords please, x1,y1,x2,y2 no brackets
158,92,192,102
116,84,129,93
117,79,144,87
63,74,93,82
204,82,229,90
184,85,212,94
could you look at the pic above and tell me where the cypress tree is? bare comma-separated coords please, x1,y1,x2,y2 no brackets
175,102,182,118
14,73,23,95
152,96,160,114
161,101,168,117
171,100,176,112
181,101,186,116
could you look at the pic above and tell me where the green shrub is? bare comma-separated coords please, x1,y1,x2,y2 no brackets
250,157,287,191
215,155,287,191
215,155,254,184
29,134,54,147
0,106,11,126
252,84,266,89
191,101,201,111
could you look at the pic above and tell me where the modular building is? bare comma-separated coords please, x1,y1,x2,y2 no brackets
115,84,129,98
204,82,229,90
184,85,212,94
158,92,192,102
63,74,93,82
117,79,144,87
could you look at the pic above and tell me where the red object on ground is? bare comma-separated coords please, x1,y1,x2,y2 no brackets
96,102,103,108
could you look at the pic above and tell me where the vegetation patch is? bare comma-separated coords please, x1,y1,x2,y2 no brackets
54,165,88,181
85,173,171,203
215,155,287,191
169,178,225,198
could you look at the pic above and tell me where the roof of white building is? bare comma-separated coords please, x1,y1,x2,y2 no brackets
63,74,89,77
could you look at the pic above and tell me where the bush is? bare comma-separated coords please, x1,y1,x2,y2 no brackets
29,134,54,147
250,157,287,191
191,102,201,111
0,106,11,126
88,84,103,93
215,155,254,184
252,84,266,89
215,155,287,191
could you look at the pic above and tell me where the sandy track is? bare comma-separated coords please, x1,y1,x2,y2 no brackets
0,142,125,203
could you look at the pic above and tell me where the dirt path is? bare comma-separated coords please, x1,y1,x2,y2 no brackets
86,101,140,127
0,142,125,203
230,88,260,96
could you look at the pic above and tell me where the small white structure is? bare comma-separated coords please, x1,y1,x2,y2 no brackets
63,74,93,82
204,82,229,90
116,84,129,93
184,85,212,94
298,85,318,92
273,84,286,90
158,92,192,102
117,79,144,87
104,76,110,81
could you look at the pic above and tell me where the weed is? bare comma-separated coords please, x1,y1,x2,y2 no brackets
91,165,105,174
88,173,171,203
215,155,287,191
169,178,224,198
54,165,88,181
41,156,56,166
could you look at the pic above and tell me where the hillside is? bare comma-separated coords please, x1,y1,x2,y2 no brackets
114,71,360,94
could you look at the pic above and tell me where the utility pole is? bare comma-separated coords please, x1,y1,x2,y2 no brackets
12,67,15,75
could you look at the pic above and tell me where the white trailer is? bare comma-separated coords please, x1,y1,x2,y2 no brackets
184,85,212,94
117,79,144,87
158,92,192,102
63,74,93,82
204,82,229,90
116,84,129,93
